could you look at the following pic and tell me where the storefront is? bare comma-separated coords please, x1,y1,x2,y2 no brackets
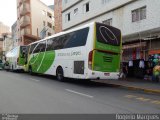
149,49,160,55
122,41,146,62
122,41,147,78
122,38,160,79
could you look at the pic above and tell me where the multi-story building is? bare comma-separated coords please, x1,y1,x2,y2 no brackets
0,22,10,57
0,36,3,59
54,0,62,33
17,0,55,45
0,22,10,35
12,21,19,48
2,33,13,55
62,0,160,61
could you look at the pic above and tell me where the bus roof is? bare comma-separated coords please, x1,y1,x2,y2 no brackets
29,22,96,45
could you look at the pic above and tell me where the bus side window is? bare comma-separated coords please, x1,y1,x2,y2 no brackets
64,27,89,49
47,38,56,51
40,41,46,52
30,43,37,54
54,35,67,50
22,48,26,58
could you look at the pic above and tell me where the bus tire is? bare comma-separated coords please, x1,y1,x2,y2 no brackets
56,67,65,82
29,66,33,75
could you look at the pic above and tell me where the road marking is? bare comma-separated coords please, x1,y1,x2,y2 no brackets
125,95,160,105
65,89,94,98
30,78,40,82
151,100,160,105
125,95,137,98
136,97,151,102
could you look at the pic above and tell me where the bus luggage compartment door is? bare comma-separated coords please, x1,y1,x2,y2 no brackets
74,61,85,75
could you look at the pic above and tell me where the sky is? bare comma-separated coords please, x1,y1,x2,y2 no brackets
0,0,54,28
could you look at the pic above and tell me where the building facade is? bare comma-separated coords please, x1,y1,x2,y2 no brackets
2,33,13,55
0,22,10,35
62,0,160,61
17,0,55,45
12,21,19,48
54,0,62,33
0,22,10,57
0,36,3,59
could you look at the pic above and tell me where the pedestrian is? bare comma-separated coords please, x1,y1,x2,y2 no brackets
152,61,160,82
121,63,128,79
119,63,123,79
144,61,153,80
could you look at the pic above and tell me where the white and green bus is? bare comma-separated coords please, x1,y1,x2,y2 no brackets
5,46,28,71
26,22,122,81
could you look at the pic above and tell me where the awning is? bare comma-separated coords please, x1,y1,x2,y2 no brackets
123,42,146,50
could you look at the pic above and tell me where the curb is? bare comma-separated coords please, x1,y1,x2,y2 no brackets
99,82,160,95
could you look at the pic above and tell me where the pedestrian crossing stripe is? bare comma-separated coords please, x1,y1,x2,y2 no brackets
125,95,160,105
125,95,137,98
136,97,151,102
151,101,160,105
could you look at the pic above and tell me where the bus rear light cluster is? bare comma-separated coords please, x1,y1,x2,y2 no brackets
88,50,93,70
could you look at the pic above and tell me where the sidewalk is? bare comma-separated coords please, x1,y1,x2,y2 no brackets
95,78,160,95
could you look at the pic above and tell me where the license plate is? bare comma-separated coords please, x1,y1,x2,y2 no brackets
104,73,110,76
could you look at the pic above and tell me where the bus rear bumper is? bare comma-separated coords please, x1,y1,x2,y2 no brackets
87,71,119,80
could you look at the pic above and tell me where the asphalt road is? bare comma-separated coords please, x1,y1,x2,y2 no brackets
0,70,160,114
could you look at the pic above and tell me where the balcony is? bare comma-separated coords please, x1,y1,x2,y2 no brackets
20,28,31,36
20,3,30,16
20,16,31,28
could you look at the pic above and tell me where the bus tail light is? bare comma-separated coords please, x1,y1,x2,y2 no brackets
88,50,93,69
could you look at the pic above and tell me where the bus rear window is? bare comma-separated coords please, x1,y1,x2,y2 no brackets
96,23,121,46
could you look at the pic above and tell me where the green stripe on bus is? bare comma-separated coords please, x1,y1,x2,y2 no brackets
29,51,55,73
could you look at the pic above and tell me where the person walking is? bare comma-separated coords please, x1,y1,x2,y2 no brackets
152,61,160,82
122,63,128,79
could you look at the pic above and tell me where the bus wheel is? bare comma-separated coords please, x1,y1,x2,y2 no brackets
56,67,65,82
29,66,33,75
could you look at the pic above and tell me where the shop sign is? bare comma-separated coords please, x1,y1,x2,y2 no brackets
149,50,160,55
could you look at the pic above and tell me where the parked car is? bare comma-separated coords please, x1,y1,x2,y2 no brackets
0,59,4,70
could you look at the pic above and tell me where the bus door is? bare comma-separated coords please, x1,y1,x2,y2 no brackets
19,46,28,66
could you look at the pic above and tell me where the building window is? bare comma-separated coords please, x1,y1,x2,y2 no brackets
132,6,146,22
74,8,78,16
84,2,90,13
102,18,112,26
64,0,68,4
47,22,52,28
48,32,51,36
102,0,111,4
47,12,52,19
66,13,71,22
140,7,146,20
